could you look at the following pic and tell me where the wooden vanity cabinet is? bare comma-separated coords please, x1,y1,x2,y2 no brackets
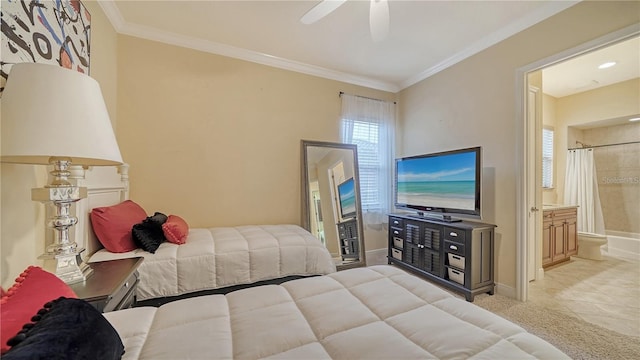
542,207,578,268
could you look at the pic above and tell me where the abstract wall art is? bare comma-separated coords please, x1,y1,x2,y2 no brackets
1,0,91,94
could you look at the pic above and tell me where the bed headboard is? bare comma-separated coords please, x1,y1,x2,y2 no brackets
67,164,129,260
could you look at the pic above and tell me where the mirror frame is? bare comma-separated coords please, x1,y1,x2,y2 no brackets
301,140,366,270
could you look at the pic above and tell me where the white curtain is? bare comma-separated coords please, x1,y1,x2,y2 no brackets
564,149,605,234
340,94,395,227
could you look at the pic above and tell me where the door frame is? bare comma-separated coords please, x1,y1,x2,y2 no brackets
515,24,639,301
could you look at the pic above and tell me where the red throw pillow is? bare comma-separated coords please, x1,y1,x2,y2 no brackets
90,200,147,253
0,266,77,354
162,215,189,244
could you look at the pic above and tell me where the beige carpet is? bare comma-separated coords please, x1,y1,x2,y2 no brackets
473,293,640,360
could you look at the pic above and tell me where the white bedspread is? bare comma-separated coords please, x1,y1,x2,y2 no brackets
90,225,336,301
105,265,567,359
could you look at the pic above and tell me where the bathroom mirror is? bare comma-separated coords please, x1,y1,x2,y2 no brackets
301,140,366,270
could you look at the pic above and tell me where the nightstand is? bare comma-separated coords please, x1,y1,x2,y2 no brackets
70,257,143,313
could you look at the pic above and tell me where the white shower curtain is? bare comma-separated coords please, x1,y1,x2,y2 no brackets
563,149,605,234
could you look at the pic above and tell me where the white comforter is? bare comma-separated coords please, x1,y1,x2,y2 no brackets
105,265,567,359
90,225,336,300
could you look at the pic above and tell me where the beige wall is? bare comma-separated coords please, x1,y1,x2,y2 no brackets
0,0,118,287
115,35,395,254
398,1,639,293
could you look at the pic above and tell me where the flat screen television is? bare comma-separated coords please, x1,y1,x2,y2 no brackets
394,146,481,222
337,178,357,219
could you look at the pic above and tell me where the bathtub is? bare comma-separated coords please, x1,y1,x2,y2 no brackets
604,230,640,261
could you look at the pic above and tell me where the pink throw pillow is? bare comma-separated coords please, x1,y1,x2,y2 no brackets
0,266,77,354
90,200,147,253
162,215,189,244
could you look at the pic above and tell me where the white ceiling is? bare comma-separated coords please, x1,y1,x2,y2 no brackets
100,0,584,92
100,1,637,96
542,36,640,98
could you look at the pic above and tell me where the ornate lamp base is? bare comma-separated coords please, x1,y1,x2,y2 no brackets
32,158,92,284
40,249,93,285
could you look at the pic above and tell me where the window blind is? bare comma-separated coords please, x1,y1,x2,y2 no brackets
350,120,380,210
542,127,554,188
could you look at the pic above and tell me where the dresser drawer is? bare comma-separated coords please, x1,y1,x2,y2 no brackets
102,271,139,312
444,227,466,244
444,240,465,256
390,227,404,239
393,237,404,249
391,248,403,260
389,217,404,228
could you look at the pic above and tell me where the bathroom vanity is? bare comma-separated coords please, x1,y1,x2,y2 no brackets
542,205,578,268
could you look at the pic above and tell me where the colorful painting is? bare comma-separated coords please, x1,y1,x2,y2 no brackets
1,0,91,93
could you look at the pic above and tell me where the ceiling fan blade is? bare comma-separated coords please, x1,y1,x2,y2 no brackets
369,0,389,41
301,0,348,24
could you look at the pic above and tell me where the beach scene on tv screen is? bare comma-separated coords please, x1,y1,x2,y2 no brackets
339,180,356,215
397,152,476,211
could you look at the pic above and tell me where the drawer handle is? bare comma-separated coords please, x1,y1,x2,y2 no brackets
393,220,399,225
451,255,461,260
449,232,458,237
449,245,458,251
124,282,129,288
394,230,399,235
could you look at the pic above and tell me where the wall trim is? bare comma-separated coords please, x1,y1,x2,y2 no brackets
515,23,640,302
399,1,579,89
494,282,516,299
97,1,398,93
98,0,578,93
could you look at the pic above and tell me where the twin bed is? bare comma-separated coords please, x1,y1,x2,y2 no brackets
4,166,568,358
105,265,568,359
89,224,336,302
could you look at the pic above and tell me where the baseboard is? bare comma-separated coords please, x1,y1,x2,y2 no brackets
365,248,388,266
494,282,516,299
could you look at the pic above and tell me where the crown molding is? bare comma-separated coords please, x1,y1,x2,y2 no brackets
99,0,578,93
399,0,580,90
98,1,399,93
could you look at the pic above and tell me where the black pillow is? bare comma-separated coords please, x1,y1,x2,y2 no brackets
132,212,167,253
4,297,124,360
145,212,168,228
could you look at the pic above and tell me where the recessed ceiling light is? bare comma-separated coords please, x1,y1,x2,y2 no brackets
629,117,640,122
598,61,617,69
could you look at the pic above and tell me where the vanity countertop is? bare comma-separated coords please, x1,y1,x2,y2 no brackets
542,204,579,211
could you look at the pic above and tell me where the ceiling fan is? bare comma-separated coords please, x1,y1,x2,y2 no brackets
301,0,390,41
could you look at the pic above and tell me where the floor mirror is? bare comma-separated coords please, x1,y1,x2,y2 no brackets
301,140,366,270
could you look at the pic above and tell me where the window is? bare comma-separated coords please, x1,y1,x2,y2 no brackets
347,121,381,210
542,127,554,188
340,94,395,217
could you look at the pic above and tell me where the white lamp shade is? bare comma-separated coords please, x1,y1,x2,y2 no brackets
1,63,123,166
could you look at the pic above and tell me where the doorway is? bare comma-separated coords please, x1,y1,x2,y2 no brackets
517,24,639,301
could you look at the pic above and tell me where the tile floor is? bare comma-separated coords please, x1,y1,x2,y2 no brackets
528,254,640,337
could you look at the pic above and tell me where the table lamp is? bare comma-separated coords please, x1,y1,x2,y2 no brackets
1,63,123,284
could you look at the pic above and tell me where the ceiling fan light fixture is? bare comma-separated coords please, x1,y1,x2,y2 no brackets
301,0,347,24
370,0,389,42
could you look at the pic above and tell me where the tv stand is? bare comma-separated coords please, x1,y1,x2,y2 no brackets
414,212,462,223
388,214,496,301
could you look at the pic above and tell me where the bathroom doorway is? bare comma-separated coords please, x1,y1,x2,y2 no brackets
517,25,639,301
